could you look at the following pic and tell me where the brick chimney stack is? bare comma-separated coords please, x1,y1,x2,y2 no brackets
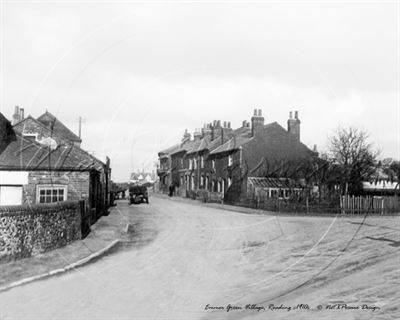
12,106,21,125
251,108,265,137
287,110,301,141
182,129,191,143
201,123,212,138
193,128,202,141
211,120,222,141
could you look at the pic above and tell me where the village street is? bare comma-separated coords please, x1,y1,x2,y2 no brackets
0,195,399,320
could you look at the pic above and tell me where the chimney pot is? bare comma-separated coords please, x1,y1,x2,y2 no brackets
254,109,257,116
295,111,299,119
14,106,19,114
289,111,293,119
20,108,24,120
258,109,262,116
228,122,231,129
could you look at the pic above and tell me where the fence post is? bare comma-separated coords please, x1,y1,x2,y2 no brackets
340,196,343,215
306,197,309,214
79,200,90,239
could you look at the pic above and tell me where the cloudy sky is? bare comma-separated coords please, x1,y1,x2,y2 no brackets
1,1,398,181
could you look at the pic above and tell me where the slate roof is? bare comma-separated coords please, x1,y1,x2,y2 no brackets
13,114,105,168
232,126,251,137
159,143,181,156
170,138,200,156
210,123,281,155
0,132,103,171
210,135,253,155
37,111,81,143
248,177,303,189
14,116,61,142
159,120,315,163
187,136,211,154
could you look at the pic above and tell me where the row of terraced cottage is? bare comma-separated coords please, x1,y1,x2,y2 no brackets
157,109,318,204
0,107,111,261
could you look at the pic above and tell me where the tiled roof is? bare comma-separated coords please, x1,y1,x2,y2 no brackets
187,136,211,154
248,177,303,189
209,124,257,155
232,126,251,137
37,111,81,143
206,137,224,152
0,132,102,171
210,135,253,155
159,143,181,156
170,138,201,156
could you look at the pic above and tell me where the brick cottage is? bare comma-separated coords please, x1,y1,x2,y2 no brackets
157,109,317,202
0,109,111,221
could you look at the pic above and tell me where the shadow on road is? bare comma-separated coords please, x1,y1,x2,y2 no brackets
365,236,400,247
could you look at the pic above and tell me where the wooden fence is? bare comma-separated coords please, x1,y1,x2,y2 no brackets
340,195,400,215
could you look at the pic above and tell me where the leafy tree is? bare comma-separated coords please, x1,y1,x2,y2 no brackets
328,127,378,195
381,158,400,195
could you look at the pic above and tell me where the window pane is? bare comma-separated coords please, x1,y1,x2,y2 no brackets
52,189,57,196
59,189,64,195
39,196,45,203
58,196,64,202
40,190,45,195
46,190,51,196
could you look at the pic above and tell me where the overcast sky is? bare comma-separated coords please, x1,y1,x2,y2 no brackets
1,1,398,182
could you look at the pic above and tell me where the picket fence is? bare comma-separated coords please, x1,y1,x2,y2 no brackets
340,195,400,215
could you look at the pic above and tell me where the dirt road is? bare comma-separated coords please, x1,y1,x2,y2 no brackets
0,195,398,319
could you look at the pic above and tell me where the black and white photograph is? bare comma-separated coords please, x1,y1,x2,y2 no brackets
0,0,399,319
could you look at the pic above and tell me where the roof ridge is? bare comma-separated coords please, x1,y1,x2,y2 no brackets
36,111,81,143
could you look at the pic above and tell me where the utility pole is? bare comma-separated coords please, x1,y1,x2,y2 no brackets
77,116,86,139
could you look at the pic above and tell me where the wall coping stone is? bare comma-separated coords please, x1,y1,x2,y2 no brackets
0,201,79,217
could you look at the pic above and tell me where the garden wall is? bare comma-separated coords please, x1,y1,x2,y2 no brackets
0,201,81,262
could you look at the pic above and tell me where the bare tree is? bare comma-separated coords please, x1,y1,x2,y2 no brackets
328,127,378,195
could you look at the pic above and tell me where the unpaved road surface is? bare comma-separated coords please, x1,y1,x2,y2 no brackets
0,195,399,320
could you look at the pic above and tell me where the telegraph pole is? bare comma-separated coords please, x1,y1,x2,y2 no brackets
77,116,86,139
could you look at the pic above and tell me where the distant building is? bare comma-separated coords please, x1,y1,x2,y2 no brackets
157,109,316,201
130,171,156,184
362,168,399,196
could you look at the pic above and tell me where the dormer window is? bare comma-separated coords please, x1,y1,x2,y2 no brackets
39,137,58,150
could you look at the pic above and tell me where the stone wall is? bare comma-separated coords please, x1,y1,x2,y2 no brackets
0,201,81,262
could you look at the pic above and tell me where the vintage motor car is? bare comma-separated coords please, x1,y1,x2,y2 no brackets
128,184,149,204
